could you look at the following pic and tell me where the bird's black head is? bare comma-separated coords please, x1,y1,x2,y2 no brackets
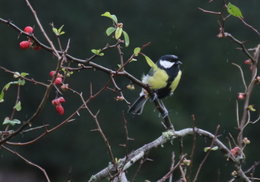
158,54,182,69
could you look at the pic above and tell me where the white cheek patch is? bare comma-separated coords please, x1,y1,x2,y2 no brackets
159,60,175,69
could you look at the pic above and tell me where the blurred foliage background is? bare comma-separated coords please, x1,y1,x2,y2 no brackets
0,0,259,182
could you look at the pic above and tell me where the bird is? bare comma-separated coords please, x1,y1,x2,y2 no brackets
128,54,182,115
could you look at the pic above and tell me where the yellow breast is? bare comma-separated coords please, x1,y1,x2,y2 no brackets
170,70,182,91
142,69,168,90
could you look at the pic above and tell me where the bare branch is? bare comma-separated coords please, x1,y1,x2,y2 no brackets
198,7,221,15
232,63,247,91
24,0,61,59
2,145,51,182
88,128,237,182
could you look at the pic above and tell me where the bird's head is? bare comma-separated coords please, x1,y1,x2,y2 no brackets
158,54,182,69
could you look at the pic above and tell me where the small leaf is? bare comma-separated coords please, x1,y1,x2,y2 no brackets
134,47,141,56
101,11,112,18
0,82,13,103
58,25,64,33
117,64,122,69
106,27,116,36
130,58,137,62
101,12,118,23
126,84,135,90
91,49,104,56
122,31,130,47
17,79,26,86
204,146,219,152
20,72,29,77
248,105,256,112
227,2,243,18
91,49,100,55
143,55,157,69
52,25,65,36
3,82,12,91
0,91,4,103
110,15,118,24
115,27,123,39
52,28,59,36
3,117,21,126
14,101,22,111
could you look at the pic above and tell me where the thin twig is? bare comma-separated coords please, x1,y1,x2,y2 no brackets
24,0,61,59
2,145,51,182
192,125,220,182
198,7,221,15
157,154,186,182
239,18,260,36
232,63,247,91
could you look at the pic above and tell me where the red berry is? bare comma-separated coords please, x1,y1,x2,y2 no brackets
55,104,64,115
244,59,252,65
19,41,31,49
237,92,246,100
52,98,60,106
24,26,34,34
54,77,63,85
61,84,69,91
49,71,56,77
58,97,66,103
256,76,260,84
230,147,241,157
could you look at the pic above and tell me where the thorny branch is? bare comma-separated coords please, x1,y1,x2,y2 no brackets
2,145,51,182
0,0,259,181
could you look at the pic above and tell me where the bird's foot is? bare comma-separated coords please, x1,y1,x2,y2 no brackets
161,106,169,119
151,93,158,101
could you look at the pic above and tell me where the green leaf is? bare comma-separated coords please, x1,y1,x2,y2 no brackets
3,82,12,91
204,146,219,152
14,101,22,111
106,27,116,36
101,12,118,23
58,25,64,33
143,54,157,69
17,79,26,86
3,117,21,126
115,27,123,39
52,27,59,35
130,58,137,62
20,72,29,77
134,47,141,56
227,2,243,18
123,31,130,47
52,25,65,36
248,105,256,112
117,64,122,69
101,11,112,18
91,49,104,56
0,82,12,103
0,91,4,103
110,15,118,24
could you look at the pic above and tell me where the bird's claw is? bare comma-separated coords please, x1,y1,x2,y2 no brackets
151,93,158,101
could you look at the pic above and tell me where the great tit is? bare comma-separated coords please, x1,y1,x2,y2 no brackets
128,54,182,115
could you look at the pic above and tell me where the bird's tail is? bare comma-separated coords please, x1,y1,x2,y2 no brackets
128,95,148,115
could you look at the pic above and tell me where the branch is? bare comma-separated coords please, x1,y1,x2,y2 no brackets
2,145,51,182
24,0,61,59
88,127,237,182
